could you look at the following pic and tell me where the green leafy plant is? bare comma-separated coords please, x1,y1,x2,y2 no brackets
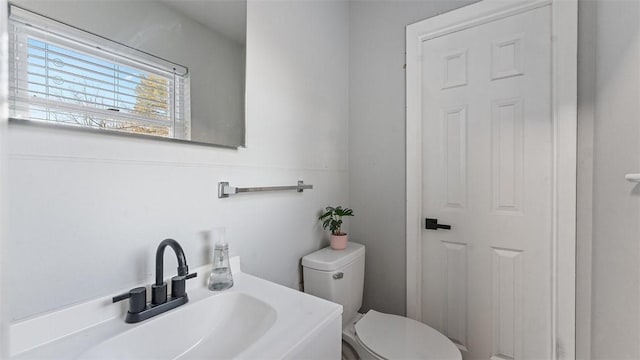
319,206,354,236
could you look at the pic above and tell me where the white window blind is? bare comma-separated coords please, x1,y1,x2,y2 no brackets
8,5,191,139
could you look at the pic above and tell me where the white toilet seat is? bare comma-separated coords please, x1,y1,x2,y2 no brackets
342,314,382,360
347,310,461,360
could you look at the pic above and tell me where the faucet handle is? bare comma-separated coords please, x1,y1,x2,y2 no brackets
171,272,198,298
112,287,147,314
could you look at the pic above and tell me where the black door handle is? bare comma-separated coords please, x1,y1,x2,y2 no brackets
425,218,451,230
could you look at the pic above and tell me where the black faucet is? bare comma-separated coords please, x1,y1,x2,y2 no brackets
113,239,197,323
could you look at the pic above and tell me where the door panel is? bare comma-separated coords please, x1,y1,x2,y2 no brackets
421,5,552,360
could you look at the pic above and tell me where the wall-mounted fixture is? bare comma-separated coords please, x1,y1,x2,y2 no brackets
218,180,313,198
8,0,247,148
625,173,640,183
112,239,197,323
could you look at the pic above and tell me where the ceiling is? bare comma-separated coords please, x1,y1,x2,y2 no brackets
161,0,246,45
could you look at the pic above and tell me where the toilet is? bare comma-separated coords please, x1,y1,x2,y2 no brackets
302,242,461,360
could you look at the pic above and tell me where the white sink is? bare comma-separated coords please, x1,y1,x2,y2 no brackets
10,260,342,360
78,292,276,360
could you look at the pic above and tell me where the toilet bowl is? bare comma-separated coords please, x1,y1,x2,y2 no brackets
302,242,461,360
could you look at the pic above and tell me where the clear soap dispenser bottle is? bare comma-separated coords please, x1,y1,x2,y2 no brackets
208,241,234,291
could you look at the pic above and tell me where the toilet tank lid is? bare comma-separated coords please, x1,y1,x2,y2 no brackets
302,242,365,271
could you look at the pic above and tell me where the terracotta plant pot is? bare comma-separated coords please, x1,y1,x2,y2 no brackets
330,234,348,250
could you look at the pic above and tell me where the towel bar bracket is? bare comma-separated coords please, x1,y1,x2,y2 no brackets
626,173,640,183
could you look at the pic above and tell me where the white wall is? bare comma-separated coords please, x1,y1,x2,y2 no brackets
14,0,245,147
1,0,10,356
348,0,477,316
6,0,349,321
587,1,640,358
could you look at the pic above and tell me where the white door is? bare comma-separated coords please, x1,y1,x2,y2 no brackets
420,4,556,360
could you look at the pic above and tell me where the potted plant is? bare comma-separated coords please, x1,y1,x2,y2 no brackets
319,206,354,250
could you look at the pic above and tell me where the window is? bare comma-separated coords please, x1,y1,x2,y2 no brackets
8,5,190,139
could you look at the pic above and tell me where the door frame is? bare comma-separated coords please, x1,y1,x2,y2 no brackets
0,0,9,356
405,0,577,358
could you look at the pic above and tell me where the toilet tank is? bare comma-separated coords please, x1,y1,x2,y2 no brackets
302,242,365,327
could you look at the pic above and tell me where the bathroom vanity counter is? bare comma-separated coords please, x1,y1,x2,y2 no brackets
9,260,343,359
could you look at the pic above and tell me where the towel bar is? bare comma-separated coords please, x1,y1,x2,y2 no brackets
218,181,313,198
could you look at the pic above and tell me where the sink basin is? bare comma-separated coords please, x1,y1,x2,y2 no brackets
78,291,276,360
10,262,342,360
